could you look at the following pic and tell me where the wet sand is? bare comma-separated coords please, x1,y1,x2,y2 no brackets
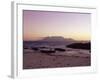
23,49,91,69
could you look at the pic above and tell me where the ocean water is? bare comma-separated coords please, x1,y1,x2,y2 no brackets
23,41,90,55
23,41,71,48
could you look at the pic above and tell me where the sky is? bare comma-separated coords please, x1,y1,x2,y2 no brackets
23,10,91,41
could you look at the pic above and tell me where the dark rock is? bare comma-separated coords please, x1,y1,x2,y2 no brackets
31,47,39,51
24,47,28,49
67,42,90,50
55,48,66,52
40,50,56,53
39,46,47,48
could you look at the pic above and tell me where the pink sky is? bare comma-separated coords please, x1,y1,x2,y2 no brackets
23,10,91,41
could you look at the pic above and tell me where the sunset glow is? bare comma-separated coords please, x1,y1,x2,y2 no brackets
23,10,91,41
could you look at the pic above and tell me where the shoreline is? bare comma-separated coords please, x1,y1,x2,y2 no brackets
23,49,90,69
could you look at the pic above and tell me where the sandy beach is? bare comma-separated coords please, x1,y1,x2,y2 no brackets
23,49,90,69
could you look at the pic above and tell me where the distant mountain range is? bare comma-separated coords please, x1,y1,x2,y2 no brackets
24,36,90,43
41,36,75,42
23,36,90,48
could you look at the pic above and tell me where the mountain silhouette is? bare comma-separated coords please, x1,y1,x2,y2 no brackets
41,36,75,42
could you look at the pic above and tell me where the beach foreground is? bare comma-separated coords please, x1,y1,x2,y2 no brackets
23,49,90,69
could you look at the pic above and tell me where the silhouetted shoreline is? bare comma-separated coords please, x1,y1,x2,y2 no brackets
67,42,90,50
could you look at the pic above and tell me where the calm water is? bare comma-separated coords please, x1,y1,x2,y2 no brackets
23,41,71,48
